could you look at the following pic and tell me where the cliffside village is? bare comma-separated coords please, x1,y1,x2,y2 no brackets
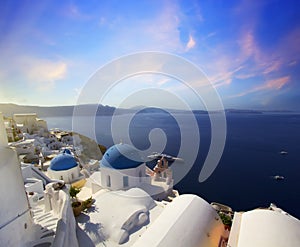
1,112,299,247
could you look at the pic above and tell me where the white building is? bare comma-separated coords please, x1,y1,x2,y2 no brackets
0,113,78,246
100,144,151,190
3,117,22,142
228,204,300,247
0,113,36,246
21,164,45,197
13,113,48,136
47,149,81,183
95,143,176,201
10,138,36,155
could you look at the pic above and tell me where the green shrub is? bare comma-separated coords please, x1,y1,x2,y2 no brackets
69,186,81,200
219,212,232,226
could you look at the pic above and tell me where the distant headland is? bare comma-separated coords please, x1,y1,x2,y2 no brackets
0,103,295,118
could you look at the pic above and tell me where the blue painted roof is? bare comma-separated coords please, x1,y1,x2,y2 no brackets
50,153,78,171
63,149,72,155
101,144,143,169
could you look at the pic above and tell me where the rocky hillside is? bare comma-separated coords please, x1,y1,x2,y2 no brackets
70,132,107,162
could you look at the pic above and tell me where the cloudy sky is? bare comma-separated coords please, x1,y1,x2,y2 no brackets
1,0,300,110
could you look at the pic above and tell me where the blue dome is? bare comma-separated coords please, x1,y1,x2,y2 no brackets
50,153,78,171
101,144,143,169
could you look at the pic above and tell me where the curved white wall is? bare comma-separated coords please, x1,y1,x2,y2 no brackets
44,183,79,247
132,194,225,247
48,166,80,183
0,146,34,246
229,209,300,247
100,164,149,190
0,148,30,226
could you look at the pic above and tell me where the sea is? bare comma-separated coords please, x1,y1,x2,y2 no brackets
44,111,300,218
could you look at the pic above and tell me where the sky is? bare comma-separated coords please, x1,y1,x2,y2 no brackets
0,0,300,110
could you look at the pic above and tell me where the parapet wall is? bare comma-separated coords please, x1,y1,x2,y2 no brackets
45,183,79,247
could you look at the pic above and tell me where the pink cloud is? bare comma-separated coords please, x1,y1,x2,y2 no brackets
18,57,68,92
278,28,300,64
288,60,298,67
210,66,244,87
199,1,299,99
204,29,261,88
235,72,257,79
128,2,183,52
264,76,290,90
263,59,282,74
204,25,292,90
237,29,284,76
185,35,196,51
230,76,290,98
239,27,300,77
239,31,258,59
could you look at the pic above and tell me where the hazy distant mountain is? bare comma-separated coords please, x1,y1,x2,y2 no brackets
225,109,263,114
1,103,294,118
0,103,73,117
0,103,202,117
0,103,117,117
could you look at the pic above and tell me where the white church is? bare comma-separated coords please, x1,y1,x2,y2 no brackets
47,149,81,183
100,144,150,190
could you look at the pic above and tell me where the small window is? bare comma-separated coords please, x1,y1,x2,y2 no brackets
123,176,129,187
107,175,111,187
139,170,142,182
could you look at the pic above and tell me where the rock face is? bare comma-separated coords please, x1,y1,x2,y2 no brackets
70,132,105,162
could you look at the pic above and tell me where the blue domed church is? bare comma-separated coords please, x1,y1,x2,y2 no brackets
48,149,80,183
100,144,150,190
